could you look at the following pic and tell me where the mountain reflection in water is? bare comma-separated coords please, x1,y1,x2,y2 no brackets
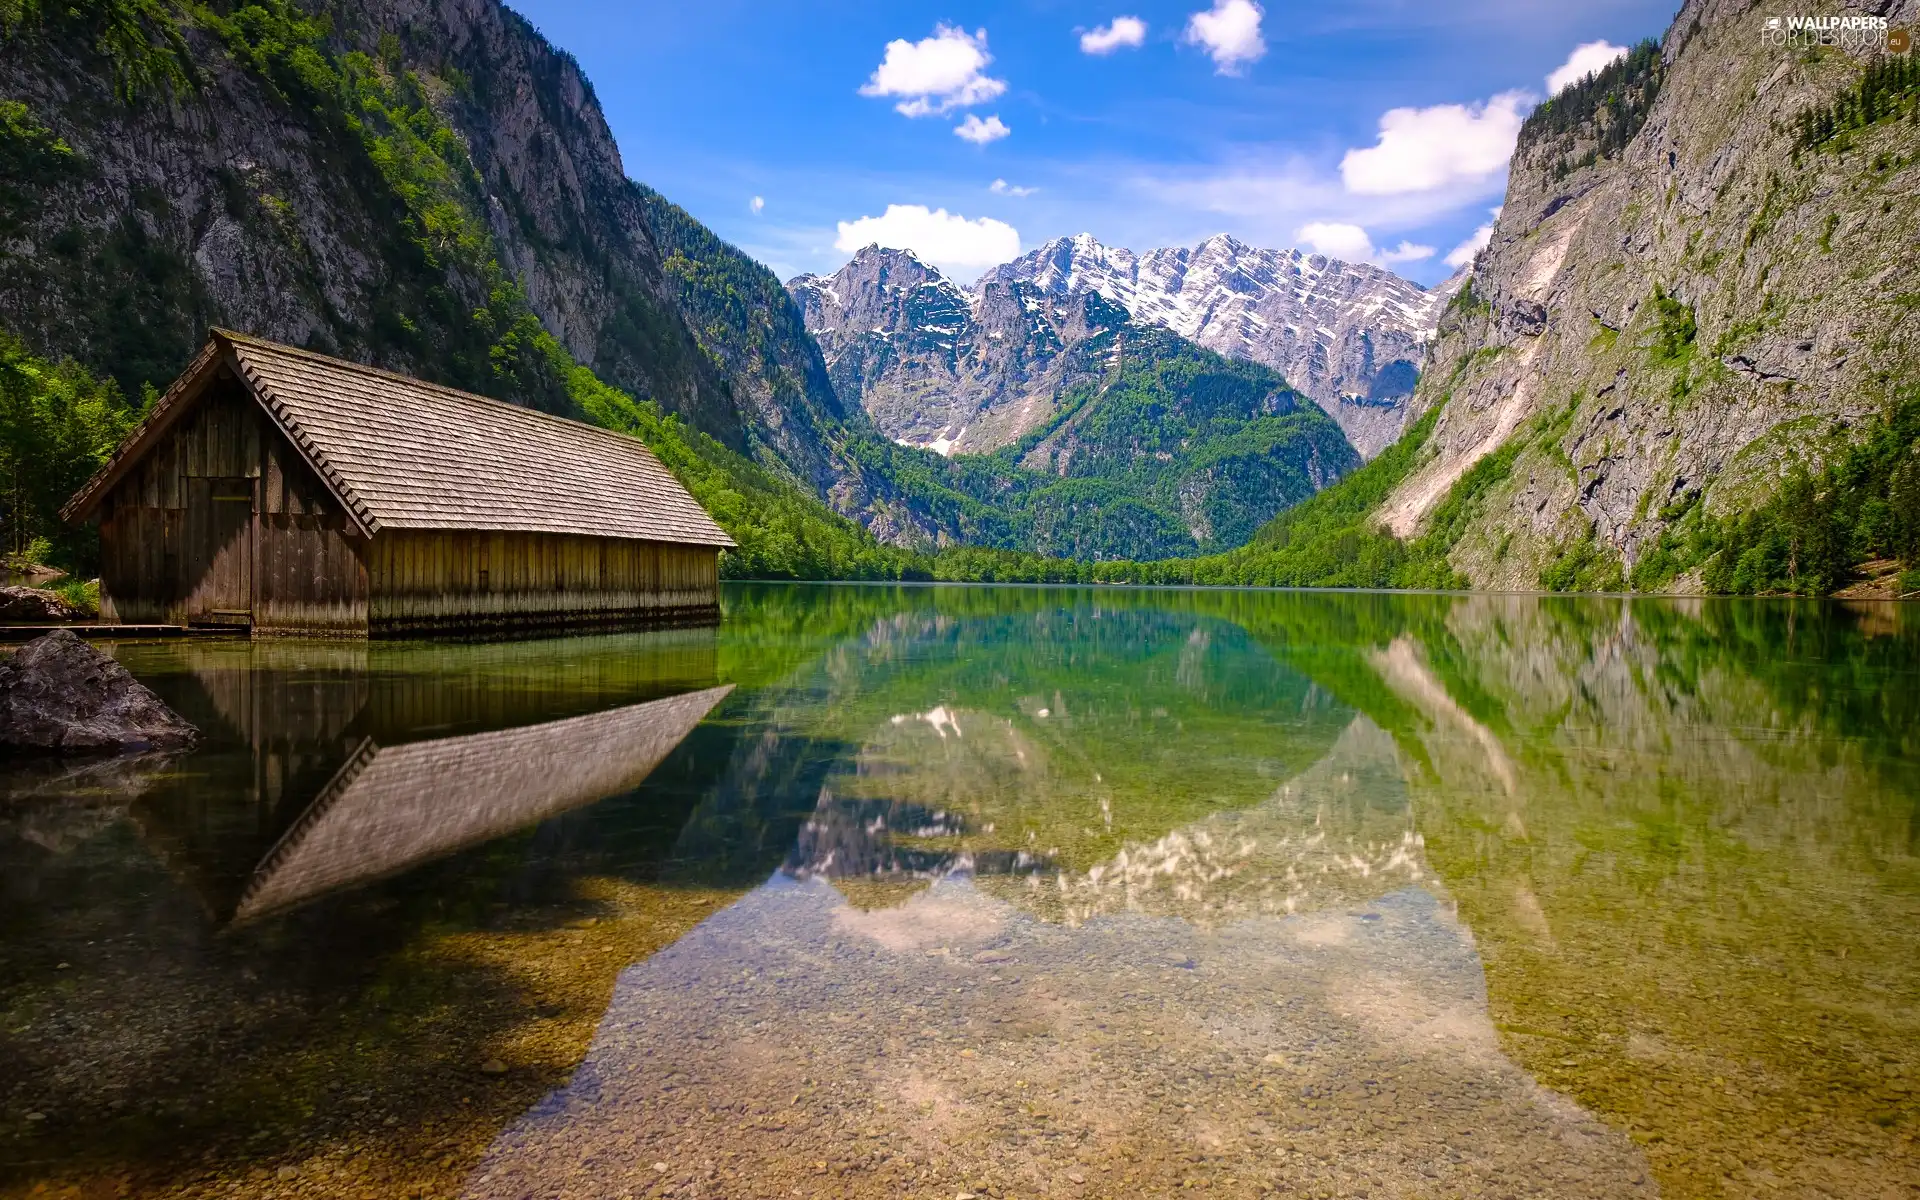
474,716,1655,1199
1,586,1916,1200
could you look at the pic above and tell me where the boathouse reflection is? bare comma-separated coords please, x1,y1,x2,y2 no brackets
126,631,732,922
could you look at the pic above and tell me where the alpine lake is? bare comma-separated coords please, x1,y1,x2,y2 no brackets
2,584,1916,1200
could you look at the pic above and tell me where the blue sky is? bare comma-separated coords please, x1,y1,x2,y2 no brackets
503,0,1678,286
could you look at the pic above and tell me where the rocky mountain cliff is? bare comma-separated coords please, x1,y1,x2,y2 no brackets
787,244,1365,558
0,0,1366,566
1380,0,1920,590
0,0,856,490
985,234,1460,457
789,246,1132,456
794,236,1456,462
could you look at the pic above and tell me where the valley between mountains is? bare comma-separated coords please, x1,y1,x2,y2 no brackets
1,0,1916,594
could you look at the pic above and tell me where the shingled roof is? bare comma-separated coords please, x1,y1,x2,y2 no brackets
64,330,735,548
232,685,734,923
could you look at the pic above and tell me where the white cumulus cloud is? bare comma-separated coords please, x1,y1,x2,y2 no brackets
1295,221,1373,262
1296,222,1433,268
860,25,1006,117
835,205,1021,271
1443,205,1502,269
749,195,765,215
1184,0,1265,74
1081,16,1147,54
1376,240,1436,266
1340,91,1531,196
955,114,1011,144
1546,40,1628,95
990,178,1037,197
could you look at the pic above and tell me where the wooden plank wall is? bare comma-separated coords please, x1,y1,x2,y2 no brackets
250,393,369,636
99,373,371,634
100,379,261,625
366,531,719,635
96,368,719,638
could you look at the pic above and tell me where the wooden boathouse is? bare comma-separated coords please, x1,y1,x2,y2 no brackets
61,330,735,636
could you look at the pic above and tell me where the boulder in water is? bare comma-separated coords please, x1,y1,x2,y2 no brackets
0,629,199,754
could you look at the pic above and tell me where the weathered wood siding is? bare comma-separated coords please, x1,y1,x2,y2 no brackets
93,366,722,638
366,531,719,635
99,380,258,624
97,375,370,634
253,395,370,636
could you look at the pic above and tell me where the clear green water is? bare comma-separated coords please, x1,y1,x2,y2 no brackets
2,584,1917,1199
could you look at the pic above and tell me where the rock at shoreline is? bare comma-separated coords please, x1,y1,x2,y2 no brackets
0,586,82,623
0,630,199,754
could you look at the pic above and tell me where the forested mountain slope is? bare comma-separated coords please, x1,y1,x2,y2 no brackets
875,1,1920,596
838,327,1359,560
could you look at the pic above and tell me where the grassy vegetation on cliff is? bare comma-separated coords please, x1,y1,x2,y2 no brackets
1632,386,1920,595
0,98,74,237
0,0,194,101
1518,39,1662,180
1793,51,1920,152
835,331,1359,562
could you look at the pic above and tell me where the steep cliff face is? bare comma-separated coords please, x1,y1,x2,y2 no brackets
1385,0,1920,589
0,0,853,479
337,0,758,438
789,245,1127,455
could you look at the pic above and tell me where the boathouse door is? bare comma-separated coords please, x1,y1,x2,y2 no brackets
182,477,255,627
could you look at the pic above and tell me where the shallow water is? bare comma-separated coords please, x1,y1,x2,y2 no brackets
2,584,1916,1199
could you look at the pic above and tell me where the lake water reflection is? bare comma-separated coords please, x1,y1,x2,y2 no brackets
2,585,1916,1199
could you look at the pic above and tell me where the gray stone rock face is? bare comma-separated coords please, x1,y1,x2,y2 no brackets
0,630,199,754
1379,0,1920,586
789,246,1124,456
794,238,1460,461
0,0,852,488
984,234,1463,458
0,587,81,623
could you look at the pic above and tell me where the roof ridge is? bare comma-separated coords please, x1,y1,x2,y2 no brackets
229,353,379,536
65,329,734,548
59,338,226,523
213,329,684,456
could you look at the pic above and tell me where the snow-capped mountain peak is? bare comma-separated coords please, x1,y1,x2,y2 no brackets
791,236,1462,460
976,233,1459,456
